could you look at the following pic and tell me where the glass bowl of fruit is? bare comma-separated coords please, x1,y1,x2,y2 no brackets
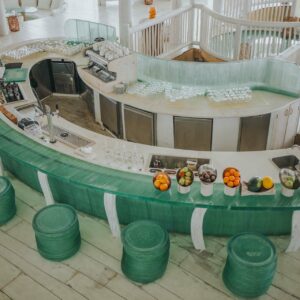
223,167,240,196
198,164,217,197
176,167,194,194
153,171,171,192
279,168,298,198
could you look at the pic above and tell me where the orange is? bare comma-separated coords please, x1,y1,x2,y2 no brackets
229,176,235,181
229,169,235,175
227,181,234,188
160,183,169,191
223,177,229,183
154,180,161,189
262,176,273,189
156,174,163,181
234,171,240,177
224,172,230,177
160,177,168,184
233,179,240,187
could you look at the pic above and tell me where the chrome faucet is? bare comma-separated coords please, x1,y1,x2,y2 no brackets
45,104,59,144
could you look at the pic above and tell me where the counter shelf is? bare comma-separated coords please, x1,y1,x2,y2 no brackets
0,118,300,252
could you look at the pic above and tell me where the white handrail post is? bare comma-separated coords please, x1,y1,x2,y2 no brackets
37,171,55,206
0,0,9,36
233,24,242,60
199,7,207,50
119,0,133,47
189,0,195,43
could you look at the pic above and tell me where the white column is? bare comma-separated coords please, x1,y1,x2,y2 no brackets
213,0,224,14
294,0,300,16
119,0,133,47
171,0,181,9
0,0,9,36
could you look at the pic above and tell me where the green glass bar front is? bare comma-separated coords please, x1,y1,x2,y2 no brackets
0,119,297,235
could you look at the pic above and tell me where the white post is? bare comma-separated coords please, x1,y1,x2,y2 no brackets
286,211,300,252
0,157,4,176
191,207,207,251
37,171,55,206
0,0,9,36
119,0,133,47
104,192,121,238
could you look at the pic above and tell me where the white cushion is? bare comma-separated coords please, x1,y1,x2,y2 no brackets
21,0,38,7
50,0,63,9
37,0,52,10
4,0,20,10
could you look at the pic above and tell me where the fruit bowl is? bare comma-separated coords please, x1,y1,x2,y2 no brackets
199,164,217,184
198,164,217,197
223,167,240,188
279,168,299,197
176,167,194,187
279,168,298,189
153,171,171,192
223,167,240,196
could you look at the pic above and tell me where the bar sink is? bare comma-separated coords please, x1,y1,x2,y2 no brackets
272,155,299,170
149,155,210,170
42,125,94,149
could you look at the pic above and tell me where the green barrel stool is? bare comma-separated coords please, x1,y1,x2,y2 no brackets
32,204,81,261
121,220,170,284
223,233,277,298
0,176,16,225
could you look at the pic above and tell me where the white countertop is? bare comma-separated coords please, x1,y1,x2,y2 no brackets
1,45,300,185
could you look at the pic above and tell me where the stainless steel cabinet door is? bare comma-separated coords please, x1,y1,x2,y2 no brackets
238,114,271,151
174,117,213,151
124,105,156,145
100,95,122,137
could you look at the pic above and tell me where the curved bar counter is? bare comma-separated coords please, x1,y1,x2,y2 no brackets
1,43,300,251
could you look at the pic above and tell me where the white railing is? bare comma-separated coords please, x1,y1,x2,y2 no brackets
129,5,194,57
128,4,300,61
220,0,296,22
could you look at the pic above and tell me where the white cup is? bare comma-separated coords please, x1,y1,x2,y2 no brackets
177,184,191,194
200,182,214,197
224,185,237,197
281,185,295,198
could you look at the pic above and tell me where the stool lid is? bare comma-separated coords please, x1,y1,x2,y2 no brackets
0,177,11,196
122,221,168,253
33,204,77,234
228,233,276,266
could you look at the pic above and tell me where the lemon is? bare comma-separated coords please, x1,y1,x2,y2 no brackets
262,176,273,190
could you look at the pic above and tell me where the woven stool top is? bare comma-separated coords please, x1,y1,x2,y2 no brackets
122,220,168,253
33,204,77,234
0,177,10,195
228,233,276,266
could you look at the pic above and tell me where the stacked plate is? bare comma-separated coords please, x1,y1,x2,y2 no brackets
0,176,16,225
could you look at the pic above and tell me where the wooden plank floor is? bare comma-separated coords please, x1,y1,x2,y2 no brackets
0,172,300,300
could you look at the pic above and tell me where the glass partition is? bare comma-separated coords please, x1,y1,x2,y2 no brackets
64,19,117,43
136,54,300,96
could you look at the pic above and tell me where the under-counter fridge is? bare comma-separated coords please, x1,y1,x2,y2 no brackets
238,114,271,151
124,105,156,146
174,117,213,151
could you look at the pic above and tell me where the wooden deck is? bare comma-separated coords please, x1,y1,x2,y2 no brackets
0,172,300,300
